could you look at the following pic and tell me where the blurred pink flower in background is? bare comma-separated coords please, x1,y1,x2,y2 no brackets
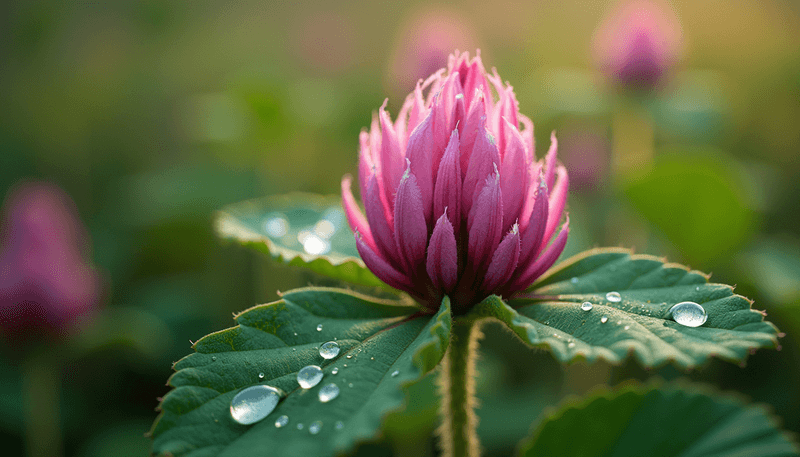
593,0,682,92
387,8,479,95
344,51,569,311
0,182,101,343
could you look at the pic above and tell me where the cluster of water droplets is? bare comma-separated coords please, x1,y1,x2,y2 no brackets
263,207,345,256
568,290,709,329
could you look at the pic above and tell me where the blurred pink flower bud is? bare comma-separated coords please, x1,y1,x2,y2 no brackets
0,182,101,342
387,8,479,95
593,0,682,92
343,51,569,311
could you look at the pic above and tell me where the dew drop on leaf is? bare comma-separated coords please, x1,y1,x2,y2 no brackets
297,365,323,389
309,420,322,435
669,301,708,327
319,341,340,359
258,372,265,380
624,325,630,330
391,370,399,377
335,421,344,430
331,367,339,375
606,291,622,302
568,342,576,348
600,316,609,323
318,383,340,402
570,277,579,284
297,423,304,430
275,415,289,428
580,302,593,311
229,385,281,425
316,324,323,332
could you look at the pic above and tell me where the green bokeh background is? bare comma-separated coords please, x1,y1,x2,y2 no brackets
0,1,798,456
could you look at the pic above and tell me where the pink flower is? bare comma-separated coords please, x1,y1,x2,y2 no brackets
593,0,682,92
342,51,569,311
0,181,101,342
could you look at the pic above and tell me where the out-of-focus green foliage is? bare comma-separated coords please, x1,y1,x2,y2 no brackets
0,0,798,455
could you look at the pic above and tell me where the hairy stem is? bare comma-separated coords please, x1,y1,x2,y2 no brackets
22,350,63,457
438,317,482,457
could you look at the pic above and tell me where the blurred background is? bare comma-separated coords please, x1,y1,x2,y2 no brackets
0,1,798,456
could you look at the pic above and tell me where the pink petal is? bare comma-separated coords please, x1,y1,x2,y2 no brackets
406,111,435,225
355,232,412,291
407,80,429,135
426,212,458,292
379,101,404,206
519,114,535,163
430,73,463,168
519,174,548,268
544,131,559,190
462,124,500,218
365,174,398,263
341,176,376,252
495,86,520,159
358,130,373,199
462,52,491,112
499,117,529,233
509,218,569,291
459,88,486,173
483,224,521,293
467,171,504,271
393,163,429,274
433,130,462,235
543,165,569,246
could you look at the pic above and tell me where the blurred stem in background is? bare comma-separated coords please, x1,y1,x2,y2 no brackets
22,348,63,457
611,97,654,184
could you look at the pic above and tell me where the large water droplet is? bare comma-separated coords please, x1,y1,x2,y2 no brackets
275,415,289,428
229,385,281,425
309,420,322,435
606,291,622,302
316,324,323,332
297,365,323,389
669,301,708,327
319,341,340,359
600,316,609,324
318,383,340,403
580,302,593,311
264,216,289,238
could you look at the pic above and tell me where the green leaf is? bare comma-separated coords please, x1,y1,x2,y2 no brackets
473,248,779,368
518,382,800,457
214,194,387,289
149,287,450,457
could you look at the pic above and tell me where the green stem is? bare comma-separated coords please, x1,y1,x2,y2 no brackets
438,317,482,457
22,350,63,457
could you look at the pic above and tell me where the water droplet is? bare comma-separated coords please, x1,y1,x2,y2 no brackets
309,420,322,435
316,324,323,332
570,277,579,284
695,286,700,291
600,316,609,323
275,415,289,428
568,342,576,348
343,364,347,367
318,383,340,402
580,302,593,311
669,301,708,327
258,372,265,380
293,332,298,336
211,356,217,361
331,367,339,375
348,383,354,388
299,231,330,255
624,325,630,330
370,357,374,360
335,421,344,430
297,423,304,430
314,219,336,239
606,291,622,302
319,341,340,359
297,365,323,389
264,216,289,238
229,385,281,425
391,370,399,377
